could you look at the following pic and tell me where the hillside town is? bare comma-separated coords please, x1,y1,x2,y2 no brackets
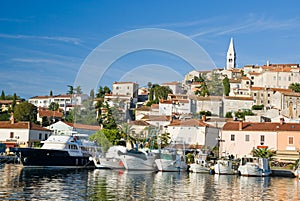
1,38,300,167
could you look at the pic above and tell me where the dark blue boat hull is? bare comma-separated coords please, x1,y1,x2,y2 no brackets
15,148,95,168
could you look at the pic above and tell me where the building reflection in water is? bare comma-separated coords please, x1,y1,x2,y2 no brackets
1,164,300,200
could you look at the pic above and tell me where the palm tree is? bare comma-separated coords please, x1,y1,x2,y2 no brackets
251,148,275,159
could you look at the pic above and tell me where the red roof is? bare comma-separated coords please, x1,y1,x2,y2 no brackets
0,121,50,131
167,119,210,127
66,122,101,131
38,109,63,118
223,121,300,131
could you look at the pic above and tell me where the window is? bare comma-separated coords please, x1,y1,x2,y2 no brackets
254,93,257,96
231,134,235,141
45,134,48,140
273,76,276,80
288,136,294,145
260,135,265,144
245,135,250,142
10,132,14,138
39,133,42,140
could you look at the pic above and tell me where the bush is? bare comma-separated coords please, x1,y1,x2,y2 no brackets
199,111,212,116
252,105,264,110
225,112,233,118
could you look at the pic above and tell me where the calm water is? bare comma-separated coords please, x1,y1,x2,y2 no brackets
0,164,299,201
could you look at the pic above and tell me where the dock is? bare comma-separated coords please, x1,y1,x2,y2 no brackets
271,169,296,178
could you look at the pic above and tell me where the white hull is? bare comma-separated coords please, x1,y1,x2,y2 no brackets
238,158,271,177
155,158,187,172
120,152,157,171
189,163,210,173
94,157,124,169
214,160,235,175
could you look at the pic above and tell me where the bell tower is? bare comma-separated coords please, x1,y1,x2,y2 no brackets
226,37,236,70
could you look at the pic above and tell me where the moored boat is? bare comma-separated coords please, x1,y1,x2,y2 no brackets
119,148,158,171
189,151,211,173
16,134,101,168
238,157,271,177
93,145,127,169
155,149,187,172
214,158,236,175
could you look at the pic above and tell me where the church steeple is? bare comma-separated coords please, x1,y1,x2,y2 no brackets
226,37,236,70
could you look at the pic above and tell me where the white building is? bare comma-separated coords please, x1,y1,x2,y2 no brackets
112,82,139,103
165,119,219,150
226,37,236,70
0,119,52,148
221,121,278,158
28,94,89,112
161,81,185,94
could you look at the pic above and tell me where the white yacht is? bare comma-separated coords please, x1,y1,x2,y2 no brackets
189,151,210,173
155,149,187,172
17,134,101,168
238,157,271,177
119,148,158,171
214,158,236,175
93,145,127,169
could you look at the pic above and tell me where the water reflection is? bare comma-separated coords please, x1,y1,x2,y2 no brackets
1,164,300,200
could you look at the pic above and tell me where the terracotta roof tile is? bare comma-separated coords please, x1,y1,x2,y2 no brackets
224,96,253,101
222,121,300,131
167,119,210,127
129,120,150,126
38,109,63,118
0,121,50,131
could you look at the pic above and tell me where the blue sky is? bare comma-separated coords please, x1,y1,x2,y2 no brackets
1,1,300,99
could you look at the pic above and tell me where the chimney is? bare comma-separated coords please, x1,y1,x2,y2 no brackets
10,113,15,124
280,118,284,125
239,121,243,130
202,115,206,121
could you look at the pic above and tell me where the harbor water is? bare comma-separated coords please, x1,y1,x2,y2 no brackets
0,164,299,201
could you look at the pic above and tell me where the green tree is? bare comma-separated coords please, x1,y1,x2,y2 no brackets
0,111,10,121
225,111,233,118
14,102,38,123
223,77,230,96
252,148,275,159
42,116,50,127
0,90,5,100
194,74,209,97
67,85,74,94
206,71,223,96
73,97,98,125
234,109,254,120
50,90,53,96
48,102,59,111
288,83,300,92
90,89,95,100
149,84,172,104
89,129,122,151
159,132,171,149
199,110,212,116
74,86,82,94
11,93,17,111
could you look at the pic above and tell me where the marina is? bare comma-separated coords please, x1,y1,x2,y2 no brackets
0,163,299,200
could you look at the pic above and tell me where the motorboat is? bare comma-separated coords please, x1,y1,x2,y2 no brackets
189,151,211,173
238,157,271,177
155,149,187,172
119,147,158,171
93,145,127,169
214,158,236,175
15,134,101,168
